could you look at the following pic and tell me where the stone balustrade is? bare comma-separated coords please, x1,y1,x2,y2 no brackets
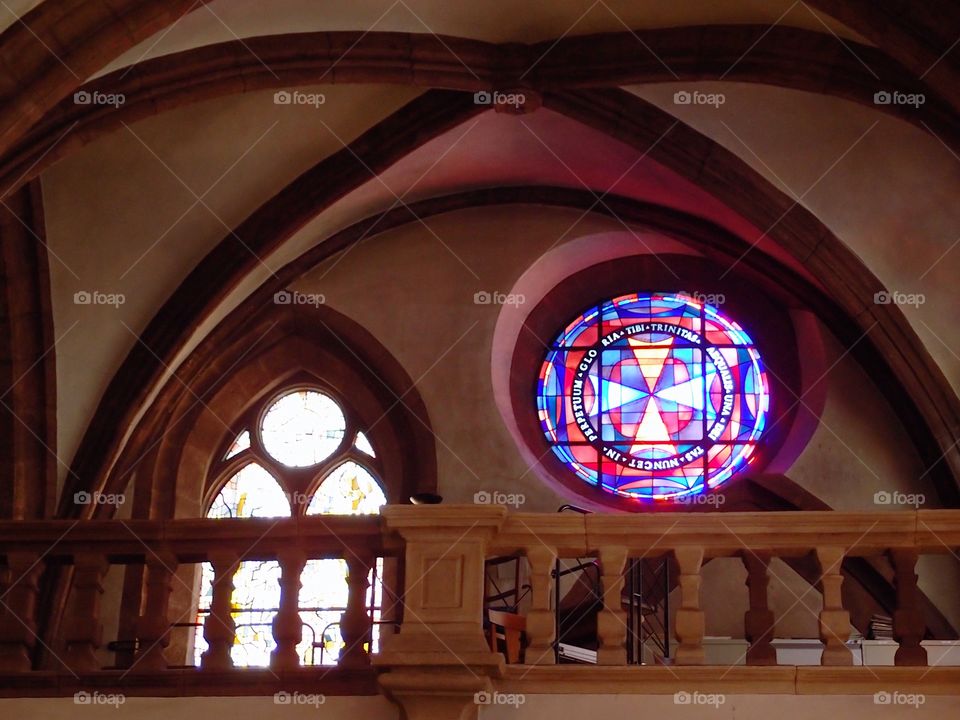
0,507,958,715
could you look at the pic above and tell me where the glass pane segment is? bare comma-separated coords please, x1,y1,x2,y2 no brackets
354,431,376,457
224,430,250,460
260,390,346,467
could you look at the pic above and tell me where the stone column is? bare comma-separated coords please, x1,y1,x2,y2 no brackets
270,549,307,671
0,552,42,671
673,547,705,665
524,546,557,665
340,552,374,668
63,553,108,672
815,546,852,666
134,550,178,671
596,546,628,665
890,548,927,666
742,553,777,665
374,505,508,720
200,553,237,671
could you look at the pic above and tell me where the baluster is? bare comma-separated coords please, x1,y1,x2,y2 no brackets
890,548,927,666
673,547,704,665
815,546,852,665
200,552,237,671
525,546,557,665
63,553,108,672
0,552,42,671
270,549,307,670
339,552,373,667
596,546,628,665
134,550,178,671
742,553,777,665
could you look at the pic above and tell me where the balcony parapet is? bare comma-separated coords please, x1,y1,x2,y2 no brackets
0,507,958,715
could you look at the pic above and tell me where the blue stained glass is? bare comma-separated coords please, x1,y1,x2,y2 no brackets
537,292,770,501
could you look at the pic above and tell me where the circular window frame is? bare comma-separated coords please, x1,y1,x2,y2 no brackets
256,386,349,469
509,255,806,512
207,380,386,514
537,291,771,501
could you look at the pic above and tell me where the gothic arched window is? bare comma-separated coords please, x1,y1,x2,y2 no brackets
193,388,386,666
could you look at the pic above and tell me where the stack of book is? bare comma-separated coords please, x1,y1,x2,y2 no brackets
868,613,894,640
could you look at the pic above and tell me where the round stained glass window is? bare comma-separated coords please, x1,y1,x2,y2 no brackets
260,390,346,467
537,293,770,501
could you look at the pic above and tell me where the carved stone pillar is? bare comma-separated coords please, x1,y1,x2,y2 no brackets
200,553,237,671
596,546,628,665
62,554,108,672
0,552,42,671
815,546,852,666
742,553,777,665
890,548,927,666
524,546,557,665
270,549,307,671
134,550,178,671
339,552,374,668
374,505,507,720
673,547,704,665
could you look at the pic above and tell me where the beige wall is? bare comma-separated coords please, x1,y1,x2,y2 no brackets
292,205,937,513
2,692,956,720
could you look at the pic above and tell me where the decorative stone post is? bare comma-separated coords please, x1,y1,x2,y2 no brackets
524,545,557,665
62,553,108,672
815,546,852,665
200,552,237,671
339,552,374,668
270,549,307,671
673,546,705,665
0,552,42,671
890,548,927,666
375,505,507,720
134,550,178,671
596,546,628,665
742,553,777,665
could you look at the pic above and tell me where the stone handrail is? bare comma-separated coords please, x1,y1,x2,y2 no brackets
0,507,958,714
0,515,390,674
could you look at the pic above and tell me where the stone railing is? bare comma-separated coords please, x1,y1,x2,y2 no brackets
0,515,395,692
1,507,959,712
375,506,960,718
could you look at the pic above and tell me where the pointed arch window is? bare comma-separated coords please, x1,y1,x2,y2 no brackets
192,387,386,667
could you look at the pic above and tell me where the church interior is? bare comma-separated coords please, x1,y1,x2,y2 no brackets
0,1,959,718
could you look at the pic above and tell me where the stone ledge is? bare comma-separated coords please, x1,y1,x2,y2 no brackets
496,665,960,695
0,667,379,698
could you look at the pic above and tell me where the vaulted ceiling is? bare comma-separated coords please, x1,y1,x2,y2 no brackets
0,0,958,524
